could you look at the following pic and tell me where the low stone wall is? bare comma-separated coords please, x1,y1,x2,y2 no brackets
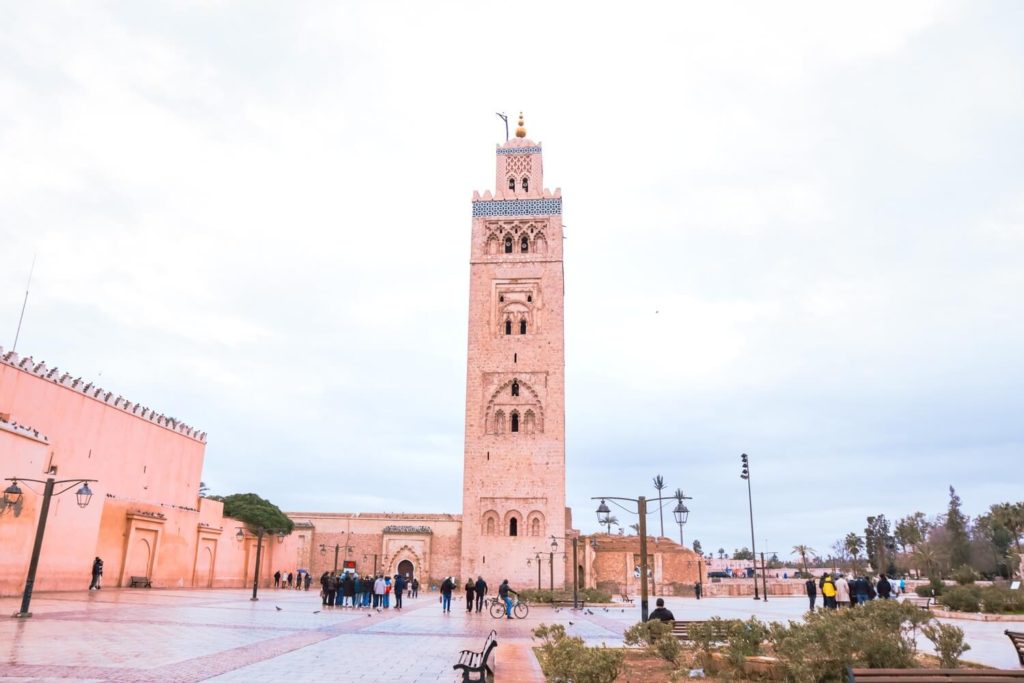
704,579,808,597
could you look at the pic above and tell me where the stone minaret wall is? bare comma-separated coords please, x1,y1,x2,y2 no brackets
461,127,567,589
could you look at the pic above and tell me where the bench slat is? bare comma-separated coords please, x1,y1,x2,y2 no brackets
849,668,1024,682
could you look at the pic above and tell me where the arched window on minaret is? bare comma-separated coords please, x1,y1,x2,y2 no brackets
521,236,529,253
522,176,529,192
519,319,527,335
524,410,536,434
510,411,520,433
486,518,495,535
531,518,541,536
505,319,512,335
509,518,518,536
508,177,515,191
504,236,513,253
511,380,519,397
494,410,506,433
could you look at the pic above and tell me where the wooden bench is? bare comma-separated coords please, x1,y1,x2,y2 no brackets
551,599,585,610
847,668,1024,682
453,629,497,682
904,596,932,610
671,620,730,642
1006,630,1024,666
129,576,152,588
619,593,634,605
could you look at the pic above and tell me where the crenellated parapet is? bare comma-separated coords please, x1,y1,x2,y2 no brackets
0,346,207,443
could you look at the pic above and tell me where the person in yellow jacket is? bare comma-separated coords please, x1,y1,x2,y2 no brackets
821,573,838,609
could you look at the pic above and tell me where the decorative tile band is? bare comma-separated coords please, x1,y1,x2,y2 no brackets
472,198,562,217
496,146,542,155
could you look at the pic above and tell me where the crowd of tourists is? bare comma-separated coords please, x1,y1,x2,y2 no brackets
806,572,905,610
315,571,420,610
273,570,312,590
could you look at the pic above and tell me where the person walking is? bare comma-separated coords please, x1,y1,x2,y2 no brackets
274,570,281,589
805,576,817,611
383,575,392,608
89,557,103,590
320,572,330,605
363,575,373,607
498,579,517,619
343,573,356,607
411,576,419,599
286,572,293,589
326,573,339,607
694,581,702,600
877,573,892,600
440,576,454,613
373,574,386,610
394,573,406,610
464,577,476,613
835,574,851,608
474,576,487,613
304,572,312,591
821,573,837,609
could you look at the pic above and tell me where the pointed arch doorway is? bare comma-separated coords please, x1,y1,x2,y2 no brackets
397,559,415,580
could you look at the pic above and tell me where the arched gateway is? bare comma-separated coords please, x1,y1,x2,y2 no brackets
397,559,414,579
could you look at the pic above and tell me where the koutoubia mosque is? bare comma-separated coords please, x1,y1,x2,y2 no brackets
1,116,701,596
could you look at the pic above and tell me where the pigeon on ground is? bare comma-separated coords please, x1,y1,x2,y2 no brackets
275,606,282,611
367,613,372,617
568,621,574,626
313,610,320,614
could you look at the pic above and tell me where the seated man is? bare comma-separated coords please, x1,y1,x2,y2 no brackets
647,597,675,622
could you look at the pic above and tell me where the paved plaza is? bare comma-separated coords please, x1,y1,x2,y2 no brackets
0,589,1021,681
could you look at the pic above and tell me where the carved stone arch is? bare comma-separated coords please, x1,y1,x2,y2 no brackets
523,409,536,434
388,544,422,576
527,510,546,537
503,509,524,537
535,232,547,253
486,234,499,255
482,510,500,536
493,409,506,434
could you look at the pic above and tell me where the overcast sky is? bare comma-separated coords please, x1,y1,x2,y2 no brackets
1,1,1021,559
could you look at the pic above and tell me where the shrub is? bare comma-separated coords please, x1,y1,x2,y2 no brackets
769,599,926,682
532,623,624,683
922,621,970,667
623,619,680,664
915,585,935,597
723,617,769,669
688,617,733,657
980,585,1024,613
580,587,613,603
952,565,977,585
939,585,981,613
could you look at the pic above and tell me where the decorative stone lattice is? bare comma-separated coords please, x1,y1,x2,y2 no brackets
505,155,531,177
472,198,562,217
382,525,433,535
496,146,542,155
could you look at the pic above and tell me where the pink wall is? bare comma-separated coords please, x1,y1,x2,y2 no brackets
0,349,270,596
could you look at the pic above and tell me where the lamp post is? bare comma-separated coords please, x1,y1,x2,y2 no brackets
237,526,285,601
321,543,354,573
549,535,581,608
528,553,542,590
594,494,678,622
740,453,760,600
3,476,96,618
672,492,691,548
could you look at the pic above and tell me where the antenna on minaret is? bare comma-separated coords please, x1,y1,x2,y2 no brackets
12,253,36,352
496,112,509,141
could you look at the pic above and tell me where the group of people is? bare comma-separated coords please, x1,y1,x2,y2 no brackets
274,570,312,590
318,572,419,610
807,572,904,610
436,576,518,618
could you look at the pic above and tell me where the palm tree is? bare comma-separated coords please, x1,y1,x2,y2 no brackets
913,543,937,579
791,544,815,575
628,523,640,535
603,515,619,535
844,532,865,573
718,548,726,559
673,487,687,546
653,475,666,538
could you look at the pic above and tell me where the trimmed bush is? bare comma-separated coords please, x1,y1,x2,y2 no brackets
939,585,982,613
952,565,977,585
533,623,624,683
979,585,1024,613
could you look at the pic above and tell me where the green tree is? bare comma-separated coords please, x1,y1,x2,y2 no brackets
198,481,210,497
894,512,929,552
602,515,619,535
792,544,815,575
628,523,640,535
210,492,295,534
718,547,726,559
734,547,754,560
692,539,703,555
945,486,971,570
652,475,666,539
865,514,892,573
844,532,865,572
913,542,937,578
989,502,1024,560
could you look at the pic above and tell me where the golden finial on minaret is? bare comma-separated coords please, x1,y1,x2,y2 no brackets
515,112,526,138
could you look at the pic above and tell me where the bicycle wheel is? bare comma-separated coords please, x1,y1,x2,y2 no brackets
513,602,529,619
489,599,506,618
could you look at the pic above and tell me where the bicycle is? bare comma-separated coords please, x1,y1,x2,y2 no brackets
488,595,529,619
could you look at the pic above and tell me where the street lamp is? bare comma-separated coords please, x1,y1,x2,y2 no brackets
593,493,678,622
549,535,582,609
3,476,97,618
740,453,760,600
321,542,353,573
238,526,286,601
527,553,542,590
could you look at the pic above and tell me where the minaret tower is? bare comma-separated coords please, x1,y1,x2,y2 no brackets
461,114,567,588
